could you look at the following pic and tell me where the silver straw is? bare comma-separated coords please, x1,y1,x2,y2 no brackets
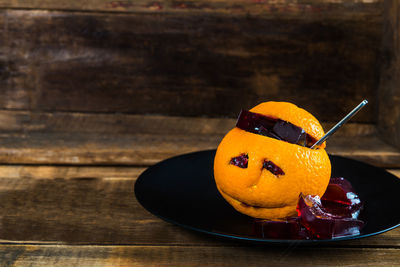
311,100,368,149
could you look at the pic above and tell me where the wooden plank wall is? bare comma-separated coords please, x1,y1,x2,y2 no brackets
0,0,394,168
378,0,400,148
0,0,383,122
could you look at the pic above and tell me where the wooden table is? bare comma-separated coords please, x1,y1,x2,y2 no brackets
0,115,398,266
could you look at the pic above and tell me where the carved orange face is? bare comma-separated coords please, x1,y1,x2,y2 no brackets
214,102,331,219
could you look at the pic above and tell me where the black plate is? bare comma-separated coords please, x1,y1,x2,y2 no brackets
135,150,400,244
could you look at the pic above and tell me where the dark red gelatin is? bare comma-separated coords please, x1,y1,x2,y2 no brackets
254,217,309,239
254,178,364,240
272,120,307,146
263,160,285,176
230,154,248,168
236,109,317,147
321,177,363,219
297,194,364,239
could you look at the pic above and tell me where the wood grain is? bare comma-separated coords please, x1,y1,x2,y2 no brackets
0,111,394,167
0,165,146,180
0,132,222,166
0,175,242,245
0,110,377,135
0,8,382,121
0,13,30,111
0,131,396,167
0,166,397,182
378,0,400,149
0,110,237,135
0,171,397,247
0,0,383,16
0,245,398,266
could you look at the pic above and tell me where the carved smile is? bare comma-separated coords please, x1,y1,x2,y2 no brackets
217,186,297,219
218,186,288,210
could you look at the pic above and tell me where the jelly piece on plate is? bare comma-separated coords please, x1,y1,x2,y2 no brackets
297,194,364,239
254,217,309,239
263,160,285,176
321,177,363,219
235,109,316,147
230,154,248,168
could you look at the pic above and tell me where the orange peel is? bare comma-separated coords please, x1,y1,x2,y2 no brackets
214,101,331,219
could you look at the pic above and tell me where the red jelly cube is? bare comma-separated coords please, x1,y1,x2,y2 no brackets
235,109,316,147
321,177,363,219
254,217,310,239
297,194,364,239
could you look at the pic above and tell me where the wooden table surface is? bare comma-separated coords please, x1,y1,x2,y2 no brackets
0,114,398,266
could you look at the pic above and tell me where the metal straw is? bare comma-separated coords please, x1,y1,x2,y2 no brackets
311,99,368,149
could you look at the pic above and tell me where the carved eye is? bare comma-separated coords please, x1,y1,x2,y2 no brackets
263,159,285,176
230,154,248,168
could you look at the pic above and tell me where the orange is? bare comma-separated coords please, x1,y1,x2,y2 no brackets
213,101,331,219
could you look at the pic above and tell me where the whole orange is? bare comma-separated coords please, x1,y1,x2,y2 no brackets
214,101,331,219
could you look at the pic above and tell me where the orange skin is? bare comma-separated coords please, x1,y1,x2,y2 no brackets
213,102,331,219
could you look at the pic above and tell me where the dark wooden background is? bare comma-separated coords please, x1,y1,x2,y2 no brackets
0,0,384,121
0,0,400,265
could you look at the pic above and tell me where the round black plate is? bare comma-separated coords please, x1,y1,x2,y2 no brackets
135,150,400,244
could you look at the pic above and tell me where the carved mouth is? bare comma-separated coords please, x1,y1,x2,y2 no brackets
218,187,288,210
